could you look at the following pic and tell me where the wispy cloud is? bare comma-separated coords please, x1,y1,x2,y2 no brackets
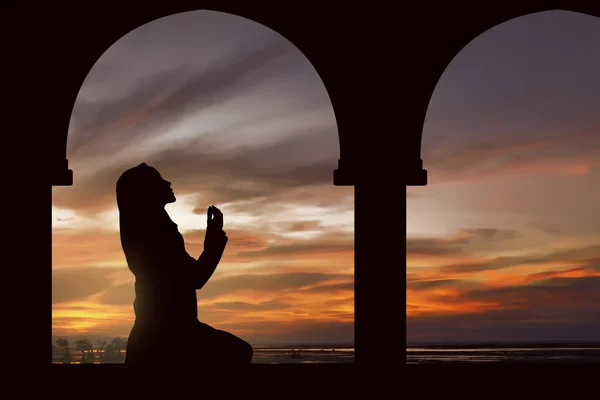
52,10,352,344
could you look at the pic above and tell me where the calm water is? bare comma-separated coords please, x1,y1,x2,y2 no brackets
407,346,600,364
52,346,354,364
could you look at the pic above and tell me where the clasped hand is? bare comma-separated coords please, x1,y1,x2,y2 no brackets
207,205,223,231
205,205,227,250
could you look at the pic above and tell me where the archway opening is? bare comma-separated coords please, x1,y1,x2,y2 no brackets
51,10,354,364
407,10,600,361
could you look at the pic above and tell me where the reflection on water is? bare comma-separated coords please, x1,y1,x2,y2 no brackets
407,347,600,364
251,347,353,364
52,347,354,364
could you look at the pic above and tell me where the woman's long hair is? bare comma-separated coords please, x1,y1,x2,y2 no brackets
116,163,162,255
116,163,157,214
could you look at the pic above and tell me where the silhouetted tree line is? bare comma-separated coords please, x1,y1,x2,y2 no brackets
53,337,128,363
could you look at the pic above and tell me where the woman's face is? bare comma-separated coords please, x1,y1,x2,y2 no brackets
146,167,176,206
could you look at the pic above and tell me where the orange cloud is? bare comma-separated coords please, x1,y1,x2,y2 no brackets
407,228,600,328
53,229,125,268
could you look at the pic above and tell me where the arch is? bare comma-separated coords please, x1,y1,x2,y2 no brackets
52,8,356,187
411,7,600,186
52,9,356,360
408,9,600,347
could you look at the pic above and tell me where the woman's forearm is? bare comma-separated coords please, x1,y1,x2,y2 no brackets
193,229,228,289
194,250,220,289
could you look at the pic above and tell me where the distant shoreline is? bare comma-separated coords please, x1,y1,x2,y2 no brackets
252,344,354,349
408,359,600,364
406,342,600,349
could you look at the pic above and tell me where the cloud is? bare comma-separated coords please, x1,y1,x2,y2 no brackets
588,259,600,273
434,244,600,275
519,266,598,284
209,299,291,312
425,131,594,171
100,282,135,306
68,40,296,159
407,277,600,343
57,17,342,218
529,222,566,237
52,304,135,338
287,220,323,232
406,228,518,258
144,126,338,193
460,228,517,240
218,320,354,345
170,227,353,267
406,279,466,291
92,269,354,340
422,131,600,184
52,267,117,303
53,229,125,267
235,242,353,259
54,125,340,215
407,308,600,343
303,283,354,293
406,238,466,257
102,285,293,319
197,271,352,300
180,228,270,253
461,276,600,308
238,185,353,211
99,271,353,305
407,228,600,343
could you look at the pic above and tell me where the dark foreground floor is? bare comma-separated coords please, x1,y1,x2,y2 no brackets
407,346,600,364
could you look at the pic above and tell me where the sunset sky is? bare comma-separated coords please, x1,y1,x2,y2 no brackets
408,10,600,343
52,10,353,345
52,9,600,347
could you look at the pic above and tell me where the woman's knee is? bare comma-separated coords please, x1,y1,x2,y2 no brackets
240,339,253,363
218,331,253,363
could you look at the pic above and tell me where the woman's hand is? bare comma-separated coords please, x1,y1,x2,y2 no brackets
205,205,227,251
207,205,223,231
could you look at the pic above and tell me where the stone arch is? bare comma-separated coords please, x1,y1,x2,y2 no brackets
407,9,600,345
52,9,356,353
53,9,354,187
410,7,600,186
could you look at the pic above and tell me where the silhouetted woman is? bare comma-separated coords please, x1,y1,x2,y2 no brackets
116,163,253,366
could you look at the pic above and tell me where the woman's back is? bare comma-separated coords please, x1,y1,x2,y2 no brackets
120,211,199,325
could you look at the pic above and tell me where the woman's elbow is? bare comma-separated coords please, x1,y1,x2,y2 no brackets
193,277,206,290
194,274,210,290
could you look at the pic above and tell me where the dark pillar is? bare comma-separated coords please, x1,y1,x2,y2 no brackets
353,183,366,365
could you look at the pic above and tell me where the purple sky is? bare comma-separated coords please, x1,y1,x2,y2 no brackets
408,10,600,343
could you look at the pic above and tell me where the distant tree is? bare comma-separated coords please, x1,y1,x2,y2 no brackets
56,338,72,362
112,337,126,360
103,343,117,362
85,340,94,361
76,339,88,362
76,339,94,363
93,337,128,363
96,340,107,361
